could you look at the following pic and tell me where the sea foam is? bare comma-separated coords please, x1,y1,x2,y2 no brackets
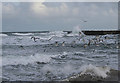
0,34,8,36
2,54,58,66
12,33,33,36
80,64,110,78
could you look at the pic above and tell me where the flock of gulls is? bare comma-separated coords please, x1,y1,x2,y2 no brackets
30,31,118,49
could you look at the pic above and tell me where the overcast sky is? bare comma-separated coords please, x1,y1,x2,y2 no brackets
2,2,118,32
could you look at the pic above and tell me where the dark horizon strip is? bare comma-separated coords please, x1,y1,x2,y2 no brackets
1,30,120,35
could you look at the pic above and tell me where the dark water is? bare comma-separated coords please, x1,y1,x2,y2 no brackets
1,31,119,81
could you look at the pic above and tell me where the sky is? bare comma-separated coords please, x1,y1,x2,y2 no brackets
2,2,118,32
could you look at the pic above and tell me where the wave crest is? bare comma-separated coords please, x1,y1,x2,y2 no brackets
0,34,8,36
80,64,110,78
12,33,33,36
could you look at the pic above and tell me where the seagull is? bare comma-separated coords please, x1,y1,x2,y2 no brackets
76,31,85,41
99,39,104,43
87,39,91,46
83,20,87,22
20,45,25,50
80,20,87,23
62,41,65,46
31,35,55,42
116,46,119,49
40,36,55,42
31,36,40,42
96,44,100,47
72,41,76,45
115,41,117,44
79,32,82,36
84,44,88,48
104,36,109,40
55,41,58,46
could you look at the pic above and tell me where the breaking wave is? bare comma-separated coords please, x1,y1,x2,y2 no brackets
66,64,118,81
12,33,33,36
80,64,110,78
0,33,8,36
2,54,58,66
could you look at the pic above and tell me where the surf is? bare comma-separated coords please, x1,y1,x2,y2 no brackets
0,33,8,36
12,33,33,36
65,64,118,81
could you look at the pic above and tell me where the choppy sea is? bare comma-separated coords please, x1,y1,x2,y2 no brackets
0,31,119,81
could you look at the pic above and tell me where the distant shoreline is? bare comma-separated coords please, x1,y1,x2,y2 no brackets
1,30,120,35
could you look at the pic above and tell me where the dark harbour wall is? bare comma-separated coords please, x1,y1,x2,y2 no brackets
83,30,120,35
64,30,120,35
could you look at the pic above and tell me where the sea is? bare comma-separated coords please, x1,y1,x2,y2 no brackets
0,31,119,82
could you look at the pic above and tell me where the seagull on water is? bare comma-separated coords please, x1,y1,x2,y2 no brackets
31,36,40,42
62,41,65,46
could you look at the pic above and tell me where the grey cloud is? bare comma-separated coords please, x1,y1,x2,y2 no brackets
2,2,118,32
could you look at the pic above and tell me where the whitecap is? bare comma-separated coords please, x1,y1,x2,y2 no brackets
66,33,78,37
12,33,33,36
49,31,65,37
80,64,110,78
2,54,58,66
0,34,8,36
